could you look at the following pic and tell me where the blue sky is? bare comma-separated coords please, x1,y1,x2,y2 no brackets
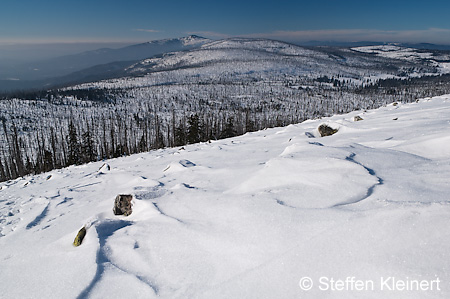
1,0,450,45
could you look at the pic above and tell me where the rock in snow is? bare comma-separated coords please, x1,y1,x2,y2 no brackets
73,227,86,247
1,95,450,298
113,194,133,216
318,124,338,137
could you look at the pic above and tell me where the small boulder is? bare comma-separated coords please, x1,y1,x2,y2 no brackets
318,124,338,137
73,227,86,247
113,194,133,216
98,163,110,172
353,115,364,121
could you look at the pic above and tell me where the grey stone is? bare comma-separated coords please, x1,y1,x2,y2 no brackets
113,194,133,216
318,124,338,137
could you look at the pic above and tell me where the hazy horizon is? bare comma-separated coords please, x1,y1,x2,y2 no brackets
2,0,450,86
2,0,450,56
2,32,450,64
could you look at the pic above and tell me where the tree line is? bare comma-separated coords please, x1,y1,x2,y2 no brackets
0,108,265,182
1,75,450,182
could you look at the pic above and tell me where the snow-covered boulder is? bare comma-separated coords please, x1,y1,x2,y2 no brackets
113,194,133,216
318,124,338,137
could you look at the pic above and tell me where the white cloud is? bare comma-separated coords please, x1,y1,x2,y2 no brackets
134,29,161,33
243,28,450,44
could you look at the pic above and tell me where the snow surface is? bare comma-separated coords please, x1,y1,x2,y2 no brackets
352,45,450,74
352,45,434,61
1,96,450,298
70,39,444,96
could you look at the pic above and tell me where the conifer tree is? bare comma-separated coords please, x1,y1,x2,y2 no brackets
220,116,237,139
67,120,81,165
81,127,96,163
43,149,53,172
10,122,25,176
174,124,186,146
0,158,6,182
186,114,202,144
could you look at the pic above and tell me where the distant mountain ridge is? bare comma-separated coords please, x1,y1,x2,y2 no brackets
119,37,450,84
56,35,211,69
298,40,450,50
0,35,211,91
2,36,450,93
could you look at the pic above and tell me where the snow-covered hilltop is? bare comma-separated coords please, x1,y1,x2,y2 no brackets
104,38,449,88
352,45,450,75
1,95,450,298
64,37,450,98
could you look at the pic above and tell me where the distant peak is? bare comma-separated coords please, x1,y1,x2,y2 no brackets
180,35,211,46
185,34,205,39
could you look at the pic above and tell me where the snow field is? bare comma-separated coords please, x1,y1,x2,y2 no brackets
1,96,450,298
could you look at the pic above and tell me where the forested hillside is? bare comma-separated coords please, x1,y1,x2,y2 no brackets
1,38,450,182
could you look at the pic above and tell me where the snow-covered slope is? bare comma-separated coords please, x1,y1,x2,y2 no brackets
68,38,447,93
352,45,450,74
1,96,450,298
124,38,410,78
124,38,330,76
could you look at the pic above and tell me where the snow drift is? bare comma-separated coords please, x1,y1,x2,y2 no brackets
1,95,450,298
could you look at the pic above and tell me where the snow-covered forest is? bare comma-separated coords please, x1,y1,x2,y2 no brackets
1,39,450,182
1,95,450,298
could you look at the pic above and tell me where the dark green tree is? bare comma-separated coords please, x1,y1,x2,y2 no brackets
0,158,7,181
10,122,25,176
220,116,237,139
186,114,202,144
67,121,81,165
174,124,186,146
138,134,147,152
81,127,97,163
42,149,54,172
